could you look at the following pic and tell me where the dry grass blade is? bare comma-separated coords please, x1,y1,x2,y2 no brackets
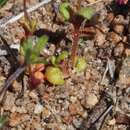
0,0,52,27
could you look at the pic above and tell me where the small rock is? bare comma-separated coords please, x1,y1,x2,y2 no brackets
95,29,106,47
68,101,83,115
85,93,98,108
113,25,124,34
107,32,122,44
114,42,124,57
3,92,15,111
28,91,38,100
34,103,43,114
125,48,130,56
42,107,51,118
62,114,73,124
108,118,116,126
12,80,22,92
72,118,82,128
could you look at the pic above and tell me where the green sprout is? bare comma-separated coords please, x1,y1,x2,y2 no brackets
0,0,8,7
78,7,94,20
20,35,48,65
59,2,70,20
0,116,7,128
51,51,69,66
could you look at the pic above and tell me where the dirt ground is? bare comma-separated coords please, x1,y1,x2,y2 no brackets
0,0,130,130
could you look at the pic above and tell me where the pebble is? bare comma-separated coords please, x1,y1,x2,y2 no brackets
34,103,44,114
84,93,98,108
3,92,16,111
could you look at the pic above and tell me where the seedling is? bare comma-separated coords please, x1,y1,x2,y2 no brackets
59,2,95,66
20,35,48,87
45,51,69,85
50,51,69,66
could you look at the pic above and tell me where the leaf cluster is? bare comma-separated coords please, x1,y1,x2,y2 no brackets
20,35,48,65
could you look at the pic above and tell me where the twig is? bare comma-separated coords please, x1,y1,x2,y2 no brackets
0,0,52,28
0,66,26,102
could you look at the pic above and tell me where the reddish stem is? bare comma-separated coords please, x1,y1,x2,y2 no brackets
70,30,79,66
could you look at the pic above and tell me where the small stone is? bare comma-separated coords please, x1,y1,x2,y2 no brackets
62,114,73,124
28,91,38,100
108,118,116,126
12,80,22,92
70,96,77,103
42,107,51,118
113,25,124,34
72,118,82,128
3,92,15,111
107,32,122,44
34,103,43,114
95,29,106,47
85,93,98,108
114,43,124,57
125,48,130,56
68,101,83,115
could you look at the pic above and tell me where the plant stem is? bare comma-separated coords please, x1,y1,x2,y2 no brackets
0,66,26,101
70,31,79,67
23,0,32,30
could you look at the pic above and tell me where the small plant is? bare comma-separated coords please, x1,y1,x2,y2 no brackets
20,35,48,87
58,2,95,66
21,37,69,86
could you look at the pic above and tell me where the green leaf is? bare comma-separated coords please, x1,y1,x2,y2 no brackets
50,56,57,66
56,51,69,63
31,57,48,64
22,38,33,56
21,38,33,64
78,7,94,20
0,0,8,7
59,2,70,20
45,67,64,85
74,57,87,72
0,116,7,128
33,35,48,56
